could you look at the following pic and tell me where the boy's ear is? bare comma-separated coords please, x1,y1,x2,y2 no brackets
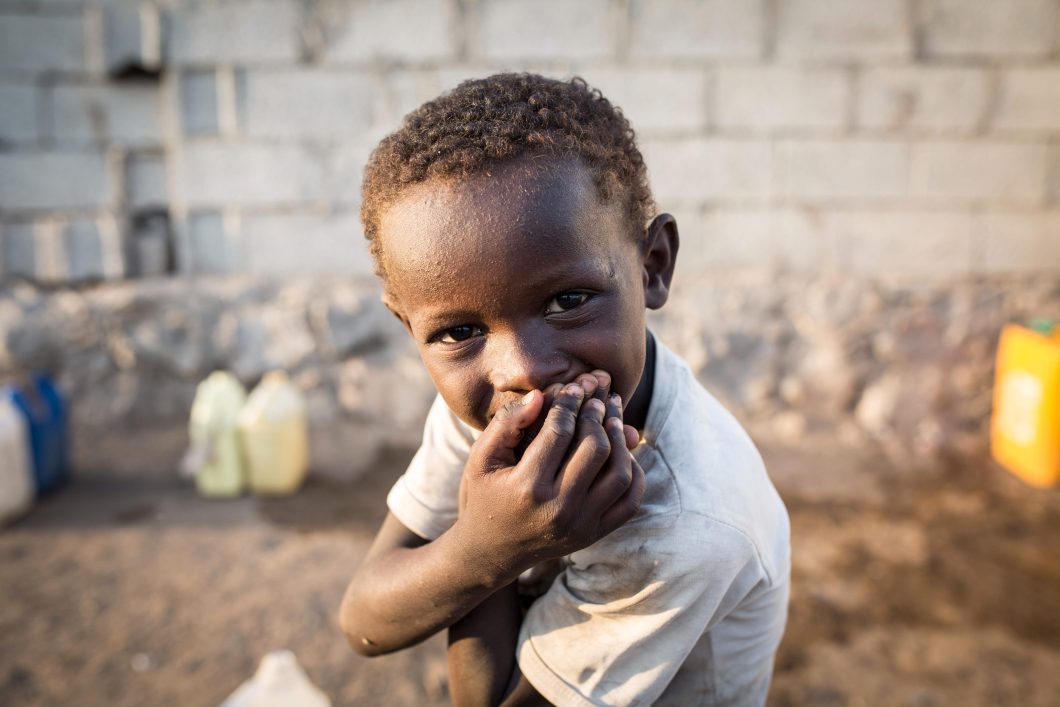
641,213,679,310
381,290,412,332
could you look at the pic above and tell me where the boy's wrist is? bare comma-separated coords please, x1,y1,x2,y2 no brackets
448,518,529,590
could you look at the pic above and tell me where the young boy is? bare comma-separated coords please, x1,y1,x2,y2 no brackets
339,73,790,707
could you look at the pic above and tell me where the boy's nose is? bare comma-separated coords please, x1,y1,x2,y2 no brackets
488,334,568,394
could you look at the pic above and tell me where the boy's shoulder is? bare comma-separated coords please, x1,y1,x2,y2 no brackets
633,337,790,582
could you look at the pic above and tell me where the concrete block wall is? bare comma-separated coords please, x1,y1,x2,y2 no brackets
1,0,1058,285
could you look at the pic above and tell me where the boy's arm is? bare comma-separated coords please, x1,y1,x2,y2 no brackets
339,511,500,656
340,378,643,657
446,394,641,707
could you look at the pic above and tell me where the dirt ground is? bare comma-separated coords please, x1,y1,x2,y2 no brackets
2,437,1059,706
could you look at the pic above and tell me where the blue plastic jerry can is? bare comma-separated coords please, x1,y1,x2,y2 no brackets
5,375,69,495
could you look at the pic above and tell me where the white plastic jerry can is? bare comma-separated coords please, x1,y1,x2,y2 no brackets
187,371,248,498
0,396,34,525
238,371,309,496
220,650,331,707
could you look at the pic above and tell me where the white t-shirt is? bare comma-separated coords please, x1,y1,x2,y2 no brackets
387,337,791,706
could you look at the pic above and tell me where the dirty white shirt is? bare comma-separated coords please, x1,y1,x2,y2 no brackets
387,337,791,706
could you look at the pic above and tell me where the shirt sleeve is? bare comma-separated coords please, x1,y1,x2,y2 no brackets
386,394,476,540
516,516,766,707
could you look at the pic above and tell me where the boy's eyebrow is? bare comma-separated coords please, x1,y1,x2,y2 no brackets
415,308,483,330
408,256,618,332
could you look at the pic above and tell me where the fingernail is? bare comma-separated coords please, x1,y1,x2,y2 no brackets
610,392,622,406
565,384,583,396
522,391,535,404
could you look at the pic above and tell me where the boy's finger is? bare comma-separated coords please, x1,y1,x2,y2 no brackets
605,391,622,423
557,397,610,495
587,416,634,508
470,390,544,472
575,372,600,400
519,382,566,451
519,384,585,479
604,391,639,451
623,425,640,451
599,455,646,534
590,370,611,402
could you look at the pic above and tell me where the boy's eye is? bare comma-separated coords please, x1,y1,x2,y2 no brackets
545,292,590,314
438,325,482,344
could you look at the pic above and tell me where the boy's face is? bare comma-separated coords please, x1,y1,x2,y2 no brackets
378,157,651,432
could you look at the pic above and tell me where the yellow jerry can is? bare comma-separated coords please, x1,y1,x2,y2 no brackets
991,323,1060,487
187,371,248,498
238,371,309,496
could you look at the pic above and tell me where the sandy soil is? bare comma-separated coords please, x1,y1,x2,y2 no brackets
2,440,1059,706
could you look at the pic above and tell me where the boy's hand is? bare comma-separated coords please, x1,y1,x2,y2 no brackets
454,372,646,582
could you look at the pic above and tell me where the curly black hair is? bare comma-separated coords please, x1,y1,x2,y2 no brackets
360,72,656,277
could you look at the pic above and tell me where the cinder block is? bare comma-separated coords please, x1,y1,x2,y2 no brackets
179,69,241,137
665,205,711,278
775,139,909,202
186,210,238,274
921,0,1057,58
129,212,171,277
472,0,616,60
241,211,373,276
777,0,912,59
910,141,1048,204
326,0,457,63
716,67,848,132
374,69,447,126
165,0,300,65
323,140,375,207
828,209,977,280
981,211,1060,273
994,69,1060,133
0,152,115,211
578,68,710,134
68,215,124,281
48,83,163,147
641,138,772,203
21,220,64,282
1,222,36,278
0,12,86,74
104,1,162,75
683,208,825,272
629,0,764,59
857,67,990,133
126,151,167,209
63,220,105,281
0,83,37,144
179,143,325,208
241,70,375,139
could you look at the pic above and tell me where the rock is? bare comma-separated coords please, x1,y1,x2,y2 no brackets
231,305,317,382
856,375,901,436
772,410,807,441
795,339,859,416
338,352,433,439
308,289,393,359
3,273,1060,476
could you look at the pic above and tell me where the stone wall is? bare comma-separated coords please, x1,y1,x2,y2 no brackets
2,0,1058,283
1,0,1059,476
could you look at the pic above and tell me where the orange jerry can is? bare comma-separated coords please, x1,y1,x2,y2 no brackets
991,322,1060,487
